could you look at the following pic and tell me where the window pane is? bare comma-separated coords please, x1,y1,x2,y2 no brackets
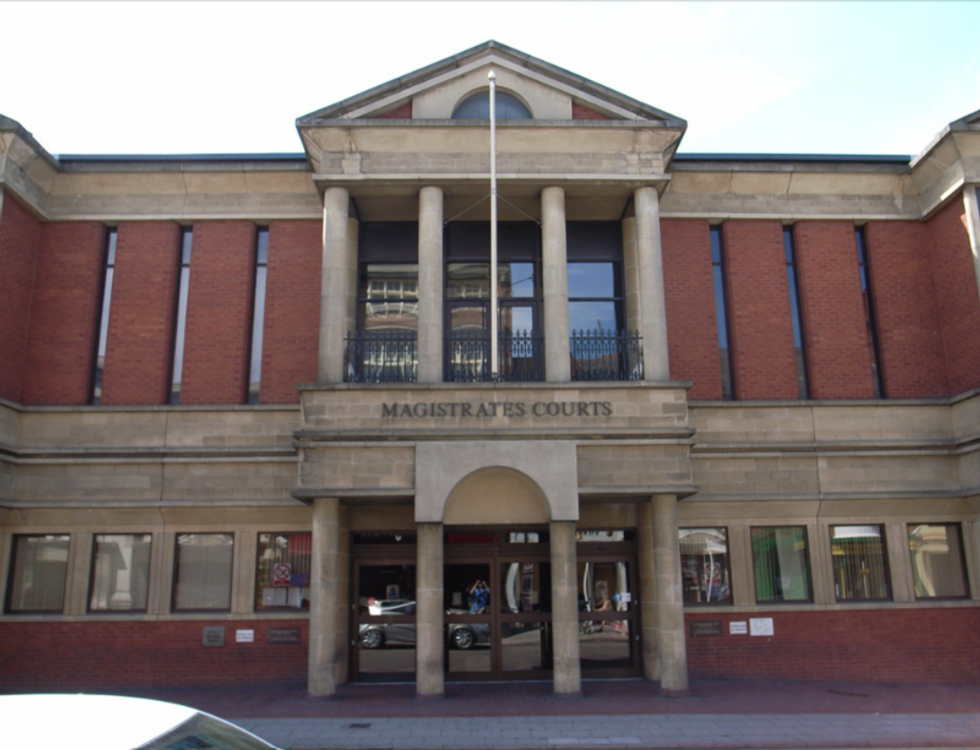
831,525,891,601
356,564,417,679
501,262,535,298
908,523,968,599
360,263,419,332
89,534,152,612
751,526,812,603
6,535,69,613
680,528,732,605
569,301,618,333
447,263,490,298
255,533,311,610
568,262,615,298
173,533,233,611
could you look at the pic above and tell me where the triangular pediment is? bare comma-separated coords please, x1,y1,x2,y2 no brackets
297,40,686,127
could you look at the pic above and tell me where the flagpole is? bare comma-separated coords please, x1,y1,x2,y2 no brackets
489,70,499,379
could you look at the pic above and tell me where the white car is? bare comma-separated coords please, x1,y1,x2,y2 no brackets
0,693,281,750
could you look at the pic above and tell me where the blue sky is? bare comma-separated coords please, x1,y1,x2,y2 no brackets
4,2,979,157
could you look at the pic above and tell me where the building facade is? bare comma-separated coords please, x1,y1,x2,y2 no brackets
1,42,979,696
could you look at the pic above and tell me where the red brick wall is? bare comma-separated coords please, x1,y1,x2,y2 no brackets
926,198,980,395
722,221,800,399
179,222,257,405
865,222,948,398
686,608,980,683
0,620,308,690
572,103,610,120
662,219,723,400
101,222,182,405
793,222,876,399
20,222,106,405
0,194,42,402
259,220,321,403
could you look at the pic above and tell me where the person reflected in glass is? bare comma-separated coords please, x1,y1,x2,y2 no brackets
468,580,490,614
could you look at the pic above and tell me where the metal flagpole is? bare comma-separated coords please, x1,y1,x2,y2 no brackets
489,70,499,379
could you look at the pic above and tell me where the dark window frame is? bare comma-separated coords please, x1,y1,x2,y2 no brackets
783,226,810,399
710,226,735,400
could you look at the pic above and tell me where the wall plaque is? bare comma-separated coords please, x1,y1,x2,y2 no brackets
267,627,302,645
689,620,723,638
202,626,225,647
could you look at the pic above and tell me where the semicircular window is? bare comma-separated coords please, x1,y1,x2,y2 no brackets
452,90,532,120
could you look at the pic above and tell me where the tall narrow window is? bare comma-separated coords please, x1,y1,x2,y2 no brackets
710,226,735,400
831,525,891,602
751,526,812,603
89,533,152,612
173,532,234,611
90,228,117,404
168,228,192,405
5,534,70,613
783,227,809,399
907,523,969,599
855,226,884,398
247,227,269,404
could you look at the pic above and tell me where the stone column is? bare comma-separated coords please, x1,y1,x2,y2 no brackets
634,187,670,381
418,187,444,383
652,493,688,696
308,497,341,698
542,186,571,382
622,217,641,333
416,522,445,698
550,520,581,696
637,500,659,680
963,187,980,313
319,187,351,384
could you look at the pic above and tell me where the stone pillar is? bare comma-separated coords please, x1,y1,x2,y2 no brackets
963,187,980,314
550,520,581,696
542,186,571,382
637,500,659,680
416,522,445,698
634,187,670,381
418,187,444,383
319,187,351,384
652,493,688,696
622,217,641,333
308,497,341,698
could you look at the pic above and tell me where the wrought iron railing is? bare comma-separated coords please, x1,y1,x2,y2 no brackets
570,329,644,381
344,330,418,383
445,330,543,382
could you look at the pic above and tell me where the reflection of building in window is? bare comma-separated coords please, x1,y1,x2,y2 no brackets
831,525,891,601
89,534,152,612
679,527,732,604
907,523,969,599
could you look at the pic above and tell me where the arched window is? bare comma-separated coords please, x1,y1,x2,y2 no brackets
452,90,532,119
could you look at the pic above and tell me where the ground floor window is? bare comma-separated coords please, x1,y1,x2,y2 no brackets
5,534,70,613
89,533,151,612
255,532,311,610
679,527,732,605
751,526,812,603
831,525,891,601
907,523,969,599
172,533,234,611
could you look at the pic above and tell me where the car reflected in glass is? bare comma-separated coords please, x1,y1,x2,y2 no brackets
358,599,491,650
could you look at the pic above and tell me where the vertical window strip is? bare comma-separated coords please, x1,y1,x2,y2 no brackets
907,523,968,599
750,526,812,603
855,226,884,398
168,228,193,405
90,228,117,404
783,227,810,399
710,227,735,400
247,227,269,404
831,525,891,601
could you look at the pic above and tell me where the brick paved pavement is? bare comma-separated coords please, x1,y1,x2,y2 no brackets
124,679,980,750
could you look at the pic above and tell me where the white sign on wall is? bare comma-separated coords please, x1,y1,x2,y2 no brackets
236,629,255,643
729,621,748,635
750,618,775,637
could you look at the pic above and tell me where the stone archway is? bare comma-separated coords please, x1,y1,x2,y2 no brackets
443,466,550,526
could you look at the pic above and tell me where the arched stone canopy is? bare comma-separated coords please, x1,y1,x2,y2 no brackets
414,441,579,523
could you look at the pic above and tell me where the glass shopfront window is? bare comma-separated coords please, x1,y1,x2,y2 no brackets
831,525,891,601
355,563,417,680
577,558,635,673
907,523,969,599
679,527,732,605
751,526,812,603
172,533,234,611
89,534,152,612
5,534,70,613
255,532,311,610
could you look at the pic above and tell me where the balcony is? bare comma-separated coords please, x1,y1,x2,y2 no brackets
570,329,644,382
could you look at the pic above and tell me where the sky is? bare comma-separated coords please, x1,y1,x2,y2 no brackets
3,2,979,158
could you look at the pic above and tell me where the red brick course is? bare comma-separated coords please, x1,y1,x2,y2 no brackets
101,222,182,405
865,221,948,398
179,221,257,405
722,221,800,400
793,221,876,399
686,607,980,683
258,220,321,403
0,194,42,402
0,620,308,691
926,198,980,396
20,222,106,405
662,219,723,400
